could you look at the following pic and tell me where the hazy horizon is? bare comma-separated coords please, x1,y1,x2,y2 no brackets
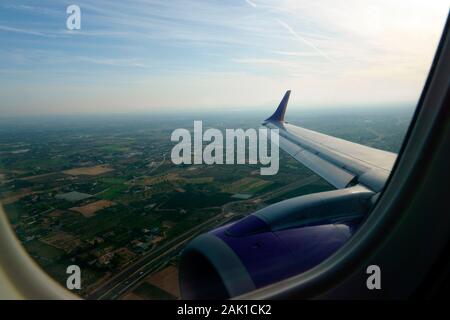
0,103,415,129
0,99,416,116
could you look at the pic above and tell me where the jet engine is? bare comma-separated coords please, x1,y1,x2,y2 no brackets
179,185,375,299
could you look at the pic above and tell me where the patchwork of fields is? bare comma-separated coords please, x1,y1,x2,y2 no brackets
0,109,411,299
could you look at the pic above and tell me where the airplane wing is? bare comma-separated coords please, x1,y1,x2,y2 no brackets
179,90,400,299
263,91,397,192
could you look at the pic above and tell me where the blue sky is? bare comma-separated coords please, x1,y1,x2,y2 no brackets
0,0,448,116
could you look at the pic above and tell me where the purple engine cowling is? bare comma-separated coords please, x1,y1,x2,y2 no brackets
179,186,374,299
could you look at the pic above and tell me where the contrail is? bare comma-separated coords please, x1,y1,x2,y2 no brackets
243,0,335,64
245,0,257,8
276,19,335,64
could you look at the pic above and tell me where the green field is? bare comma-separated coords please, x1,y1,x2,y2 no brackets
162,192,231,209
222,177,273,194
99,177,127,184
24,240,64,261
98,184,128,200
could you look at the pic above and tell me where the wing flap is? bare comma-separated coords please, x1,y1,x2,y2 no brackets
262,91,397,192
277,135,355,188
284,124,396,172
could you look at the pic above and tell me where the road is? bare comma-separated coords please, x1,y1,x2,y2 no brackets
87,175,321,299
87,211,239,300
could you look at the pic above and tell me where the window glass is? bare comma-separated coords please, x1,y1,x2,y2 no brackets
0,1,448,299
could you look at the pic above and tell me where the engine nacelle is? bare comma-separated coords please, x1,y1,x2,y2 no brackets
179,186,374,299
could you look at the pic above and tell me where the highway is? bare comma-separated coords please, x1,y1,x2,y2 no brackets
87,211,239,300
87,175,319,300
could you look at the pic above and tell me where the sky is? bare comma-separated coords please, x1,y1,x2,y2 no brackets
0,0,448,116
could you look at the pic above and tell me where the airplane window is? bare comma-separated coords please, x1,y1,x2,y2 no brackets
0,1,448,300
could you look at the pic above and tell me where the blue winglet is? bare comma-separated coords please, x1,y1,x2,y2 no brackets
265,90,291,122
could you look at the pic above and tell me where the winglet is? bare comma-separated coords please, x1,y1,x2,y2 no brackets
265,90,291,122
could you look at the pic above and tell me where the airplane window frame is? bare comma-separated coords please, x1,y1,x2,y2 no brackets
0,13,448,302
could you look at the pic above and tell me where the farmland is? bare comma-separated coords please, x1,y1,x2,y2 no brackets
0,107,412,299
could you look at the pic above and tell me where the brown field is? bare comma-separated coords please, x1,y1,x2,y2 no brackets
0,188,34,205
146,265,180,298
40,231,81,253
0,173,6,181
63,165,114,176
71,200,115,217
151,235,164,245
162,220,176,229
46,209,66,217
122,292,144,300
22,172,64,182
